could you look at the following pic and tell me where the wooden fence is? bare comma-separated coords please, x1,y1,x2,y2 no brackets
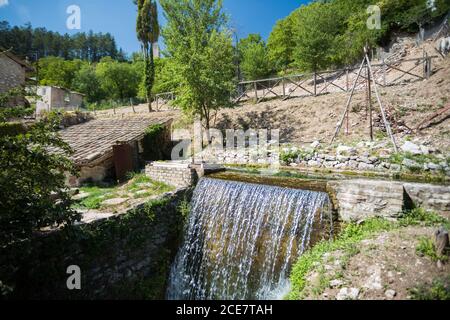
235,55,437,104
154,92,175,110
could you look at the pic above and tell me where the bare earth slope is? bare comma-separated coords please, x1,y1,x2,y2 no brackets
215,42,450,153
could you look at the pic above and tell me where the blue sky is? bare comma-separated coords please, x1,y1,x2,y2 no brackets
0,0,309,54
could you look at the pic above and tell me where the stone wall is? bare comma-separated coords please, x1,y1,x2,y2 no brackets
0,189,191,300
0,54,25,93
327,179,450,222
146,162,198,188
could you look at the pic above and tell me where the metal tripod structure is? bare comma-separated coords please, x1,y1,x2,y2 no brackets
331,50,398,153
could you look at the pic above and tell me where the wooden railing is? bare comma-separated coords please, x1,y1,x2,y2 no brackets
235,55,437,104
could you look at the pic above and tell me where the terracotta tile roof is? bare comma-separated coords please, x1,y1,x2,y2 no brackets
58,116,172,165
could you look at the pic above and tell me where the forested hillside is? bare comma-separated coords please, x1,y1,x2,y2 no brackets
266,0,450,74
0,21,125,62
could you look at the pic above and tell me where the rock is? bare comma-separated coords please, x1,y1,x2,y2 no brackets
330,279,344,288
102,198,128,206
72,191,90,201
308,160,321,167
402,158,421,170
364,265,383,290
311,141,321,149
336,145,357,156
358,162,375,170
425,162,441,171
385,289,397,299
325,155,336,161
420,145,430,155
336,288,360,300
400,141,422,155
348,160,359,169
369,156,379,164
381,162,391,169
337,155,350,162
390,164,401,171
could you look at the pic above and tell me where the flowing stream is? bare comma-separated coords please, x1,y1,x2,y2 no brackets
167,177,332,300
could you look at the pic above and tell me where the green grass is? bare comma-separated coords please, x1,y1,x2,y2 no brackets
76,186,118,210
74,173,174,210
416,237,448,262
409,277,450,300
287,208,449,300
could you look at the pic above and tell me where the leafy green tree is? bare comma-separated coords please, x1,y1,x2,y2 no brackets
96,58,141,100
292,2,342,72
135,0,160,112
238,34,272,80
38,56,83,89
72,64,105,103
0,90,80,248
267,15,296,74
160,0,235,131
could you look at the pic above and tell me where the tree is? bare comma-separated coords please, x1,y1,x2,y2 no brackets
292,2,342,72
0,90,80,248
135,0,160,112
238,34,272,80
267,16,296,74
96,58,141,100
38,56,83,89
160,0,235,132
72,64,105,103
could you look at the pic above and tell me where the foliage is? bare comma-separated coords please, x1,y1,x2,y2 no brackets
0,97,80,247
95,57,141,100
267,17,296,74
72,64,105,103
135,0,160,111
409,277,450,300
75,173,174,210
238,34,273,80
288,208,449,299
160,0,236,130
0,21,123,62
267,0,450,73
38,56,83,89
415,236,447,262
292,2,343,72
288,217,395,299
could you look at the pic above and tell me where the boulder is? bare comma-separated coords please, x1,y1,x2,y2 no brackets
336,145,357,156
400,141,422,155
336,288,360,300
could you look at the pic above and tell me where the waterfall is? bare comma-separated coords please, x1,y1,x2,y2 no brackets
167,177,333,300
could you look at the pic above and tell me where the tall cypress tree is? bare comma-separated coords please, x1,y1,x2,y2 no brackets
135,0,160,112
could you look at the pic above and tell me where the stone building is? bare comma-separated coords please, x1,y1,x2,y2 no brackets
0,51,34,93
56,116,174,186
36,86,85,115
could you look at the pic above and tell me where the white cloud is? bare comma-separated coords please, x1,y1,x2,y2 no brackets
0,0,9,8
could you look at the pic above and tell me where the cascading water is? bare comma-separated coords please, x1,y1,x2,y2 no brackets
167,177,333,300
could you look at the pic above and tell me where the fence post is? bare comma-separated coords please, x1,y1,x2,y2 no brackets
382,58,387,86
131,98,135,113
282,77,286,98
313,72,317,96
427,56,432,79
254,82,258,102
345,68,349,92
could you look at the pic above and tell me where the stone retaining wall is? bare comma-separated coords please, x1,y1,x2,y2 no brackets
145,163,198,188
0,189,191,300
327,179,450,222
